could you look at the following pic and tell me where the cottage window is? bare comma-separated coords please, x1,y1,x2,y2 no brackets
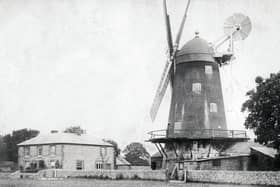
24,160,31,169
179,162,184,170
205,65,213,75
210,103,218,113
192,83,201,94
76,160,84,170
50,160,56,168
100,147,107,157
96,162,103,170
24,147,30,156
37,146,43,156
50,145,56,155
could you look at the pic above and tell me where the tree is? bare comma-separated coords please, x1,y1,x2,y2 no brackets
63,126,86,135
3,129,39,162
242,73,280,149
103,139,121,157
123,142,150,166
0,135,8,161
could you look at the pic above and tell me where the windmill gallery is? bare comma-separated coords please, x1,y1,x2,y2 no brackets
147,0,277,177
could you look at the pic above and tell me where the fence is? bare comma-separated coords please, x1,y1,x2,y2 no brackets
148,128,247,139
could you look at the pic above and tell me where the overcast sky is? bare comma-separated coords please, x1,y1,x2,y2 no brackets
0,0,279,153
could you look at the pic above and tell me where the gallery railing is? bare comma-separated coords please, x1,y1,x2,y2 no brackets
148,128,247,140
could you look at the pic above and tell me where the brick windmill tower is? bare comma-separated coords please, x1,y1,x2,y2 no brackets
148,0,252,172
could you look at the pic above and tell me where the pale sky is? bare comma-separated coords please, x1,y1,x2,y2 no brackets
0,0,279,153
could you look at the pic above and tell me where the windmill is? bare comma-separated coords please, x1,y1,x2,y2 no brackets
148,0,252,172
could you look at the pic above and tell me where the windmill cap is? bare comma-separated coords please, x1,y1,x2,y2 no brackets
176,35,215,64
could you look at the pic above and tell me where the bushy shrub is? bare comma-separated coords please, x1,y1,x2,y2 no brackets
132,174,140,180
116,173,124,180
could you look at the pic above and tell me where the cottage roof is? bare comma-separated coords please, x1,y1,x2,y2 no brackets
116,156,131,166
251,146,278,158
225,141,262,155
225,141,278,158
17,133,113,147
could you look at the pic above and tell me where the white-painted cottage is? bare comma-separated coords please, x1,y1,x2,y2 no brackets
17,132,115,171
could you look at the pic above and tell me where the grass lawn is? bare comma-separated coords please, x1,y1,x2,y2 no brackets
0,178,269,187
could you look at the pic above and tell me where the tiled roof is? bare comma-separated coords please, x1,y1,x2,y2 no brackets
251,146,278,158
116,156,131,166
225,141,263,155
17,133,113,147
225,141,278,158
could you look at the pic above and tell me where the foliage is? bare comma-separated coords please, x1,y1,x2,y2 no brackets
123,142,150,166
0,136,8,161
273,154,280,169
103,139,121,157
63,126,86,135
242,73,280,149
2,129,39,162
116,173,124,180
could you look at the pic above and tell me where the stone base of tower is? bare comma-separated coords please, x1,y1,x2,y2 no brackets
148,128,253,179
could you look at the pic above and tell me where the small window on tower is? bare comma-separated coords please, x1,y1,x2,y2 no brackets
205,65,213,75
210,103,218,113
192,83,201,94
174,122,182,132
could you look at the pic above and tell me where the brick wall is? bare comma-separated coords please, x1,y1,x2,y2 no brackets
183,156,249,170
130,166,150,170
186,170,280,186
117,165,131,170
38,169,167,181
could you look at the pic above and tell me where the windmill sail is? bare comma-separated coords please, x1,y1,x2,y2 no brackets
150,59,173,121
150,0,191,122
163,0,173,57
174,0,191,48
172,0,191,72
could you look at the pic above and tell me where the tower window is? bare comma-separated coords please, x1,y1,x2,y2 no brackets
205,65,213,75
192,83,201,94
174,122,182,132
210,103,218,113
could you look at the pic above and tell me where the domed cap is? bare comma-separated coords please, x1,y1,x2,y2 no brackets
176,33,215,64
